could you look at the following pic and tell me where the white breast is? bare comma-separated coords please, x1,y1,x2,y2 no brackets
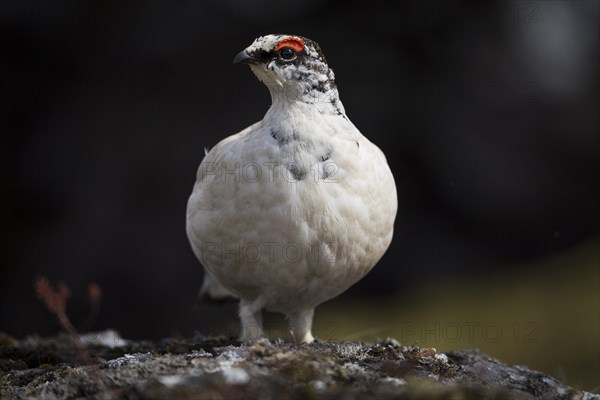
186,110,397,314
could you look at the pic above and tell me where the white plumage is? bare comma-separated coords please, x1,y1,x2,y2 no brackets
186,34,397,343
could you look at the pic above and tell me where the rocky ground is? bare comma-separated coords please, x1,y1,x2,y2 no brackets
0,331,597,400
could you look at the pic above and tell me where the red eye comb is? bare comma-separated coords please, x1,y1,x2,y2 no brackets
274,37,305,53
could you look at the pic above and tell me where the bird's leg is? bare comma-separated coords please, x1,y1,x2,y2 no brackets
287,308,315,343
239,299,264,342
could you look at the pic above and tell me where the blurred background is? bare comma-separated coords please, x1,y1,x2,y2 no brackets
1,0,598,392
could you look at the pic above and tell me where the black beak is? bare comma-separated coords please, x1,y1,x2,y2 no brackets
233,50,258,65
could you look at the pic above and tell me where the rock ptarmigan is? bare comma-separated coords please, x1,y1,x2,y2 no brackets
186,34,397,343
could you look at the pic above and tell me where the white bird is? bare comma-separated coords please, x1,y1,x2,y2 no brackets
186,34,397,343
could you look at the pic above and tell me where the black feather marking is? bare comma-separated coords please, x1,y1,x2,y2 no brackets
271,129,299,146
287,163,306,181
320,146,333,162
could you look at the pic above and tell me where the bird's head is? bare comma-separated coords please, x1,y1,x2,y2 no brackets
234,34,341,107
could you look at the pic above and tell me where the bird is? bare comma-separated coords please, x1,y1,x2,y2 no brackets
186,34,397,343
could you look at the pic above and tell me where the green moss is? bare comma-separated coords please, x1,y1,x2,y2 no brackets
333,365,350,382
280,361,319,384
1,372,13,389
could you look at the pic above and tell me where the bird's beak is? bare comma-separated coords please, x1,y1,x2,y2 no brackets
233,50,258,65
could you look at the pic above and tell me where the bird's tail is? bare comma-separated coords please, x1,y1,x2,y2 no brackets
195,269,238,307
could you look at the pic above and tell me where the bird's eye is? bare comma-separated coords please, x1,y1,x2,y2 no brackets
279,47,296,60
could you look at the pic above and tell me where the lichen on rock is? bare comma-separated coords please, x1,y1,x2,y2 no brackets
0,332,597,400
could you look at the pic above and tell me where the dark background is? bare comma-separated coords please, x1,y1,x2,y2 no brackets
1,0,598,391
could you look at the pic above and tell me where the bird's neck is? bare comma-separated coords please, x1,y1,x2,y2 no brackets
264,87,347,132
270,87,344,115
263,66,346,118
262,83,352,149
